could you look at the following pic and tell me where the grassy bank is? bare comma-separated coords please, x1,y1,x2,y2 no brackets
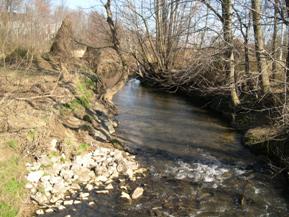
0,140,28,217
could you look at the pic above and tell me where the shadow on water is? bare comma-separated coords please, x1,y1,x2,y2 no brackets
45,79,289,217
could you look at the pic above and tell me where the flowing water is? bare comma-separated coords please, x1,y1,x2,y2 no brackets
112,79,289,217
47,79,289,217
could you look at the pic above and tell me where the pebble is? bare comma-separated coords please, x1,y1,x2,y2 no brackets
105,184,114,190
88,201,95,206
105,179,113,184
63,200,73,206
74,200,81,204
86,184,94,191
55,200,63,206
27,171,44,183
132,187,144,200
95,175,108,183
126,169,134,180
80,192,89,198
96,190,109,194
45,208,54,213
58,205,66,210
31,188,37,194
50,138,58,151
50,195,63,203
71,183,81,190
31,192,49,205
36,209,44,215
121,192,131,202
134,168,147,175
120,186,128,191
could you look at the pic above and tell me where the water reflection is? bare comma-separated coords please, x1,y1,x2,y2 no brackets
115,79,252,164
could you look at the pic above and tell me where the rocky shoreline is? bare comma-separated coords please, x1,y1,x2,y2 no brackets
26,146,146,215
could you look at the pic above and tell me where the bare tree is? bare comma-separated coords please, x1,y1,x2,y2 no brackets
200,0,240,105
223,0,240,105
251,0,271,93
271,0,279,79
121,0,196,73
103,0,128,102
284,0,289,81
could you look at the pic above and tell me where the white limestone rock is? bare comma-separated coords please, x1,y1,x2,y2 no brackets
36,209,44,215
121,192,131,202
27,171,44,183
131,187,144,200
63,200,74,206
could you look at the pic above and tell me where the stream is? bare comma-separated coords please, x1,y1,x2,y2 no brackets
46,79,289,217
112,79,289,217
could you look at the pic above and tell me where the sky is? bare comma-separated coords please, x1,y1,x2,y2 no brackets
53,0,101,10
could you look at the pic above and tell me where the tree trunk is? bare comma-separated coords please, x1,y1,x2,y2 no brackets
104,0,128,102
230,52,240,105
244,36,251,87
251,0,271,94
272,0,278,79
280,22,285,63
222,0,240,106
285,0,289,80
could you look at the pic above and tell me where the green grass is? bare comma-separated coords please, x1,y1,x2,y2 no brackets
77,143,90,155
6,140,19,151
61,77,95,113
0,156,26,217
4,178,25,195
75,78,94,108
48,151,60,158
0,203,18,217
68,97,90,110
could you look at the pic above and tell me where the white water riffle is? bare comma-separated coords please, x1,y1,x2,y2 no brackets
165,159,247,187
